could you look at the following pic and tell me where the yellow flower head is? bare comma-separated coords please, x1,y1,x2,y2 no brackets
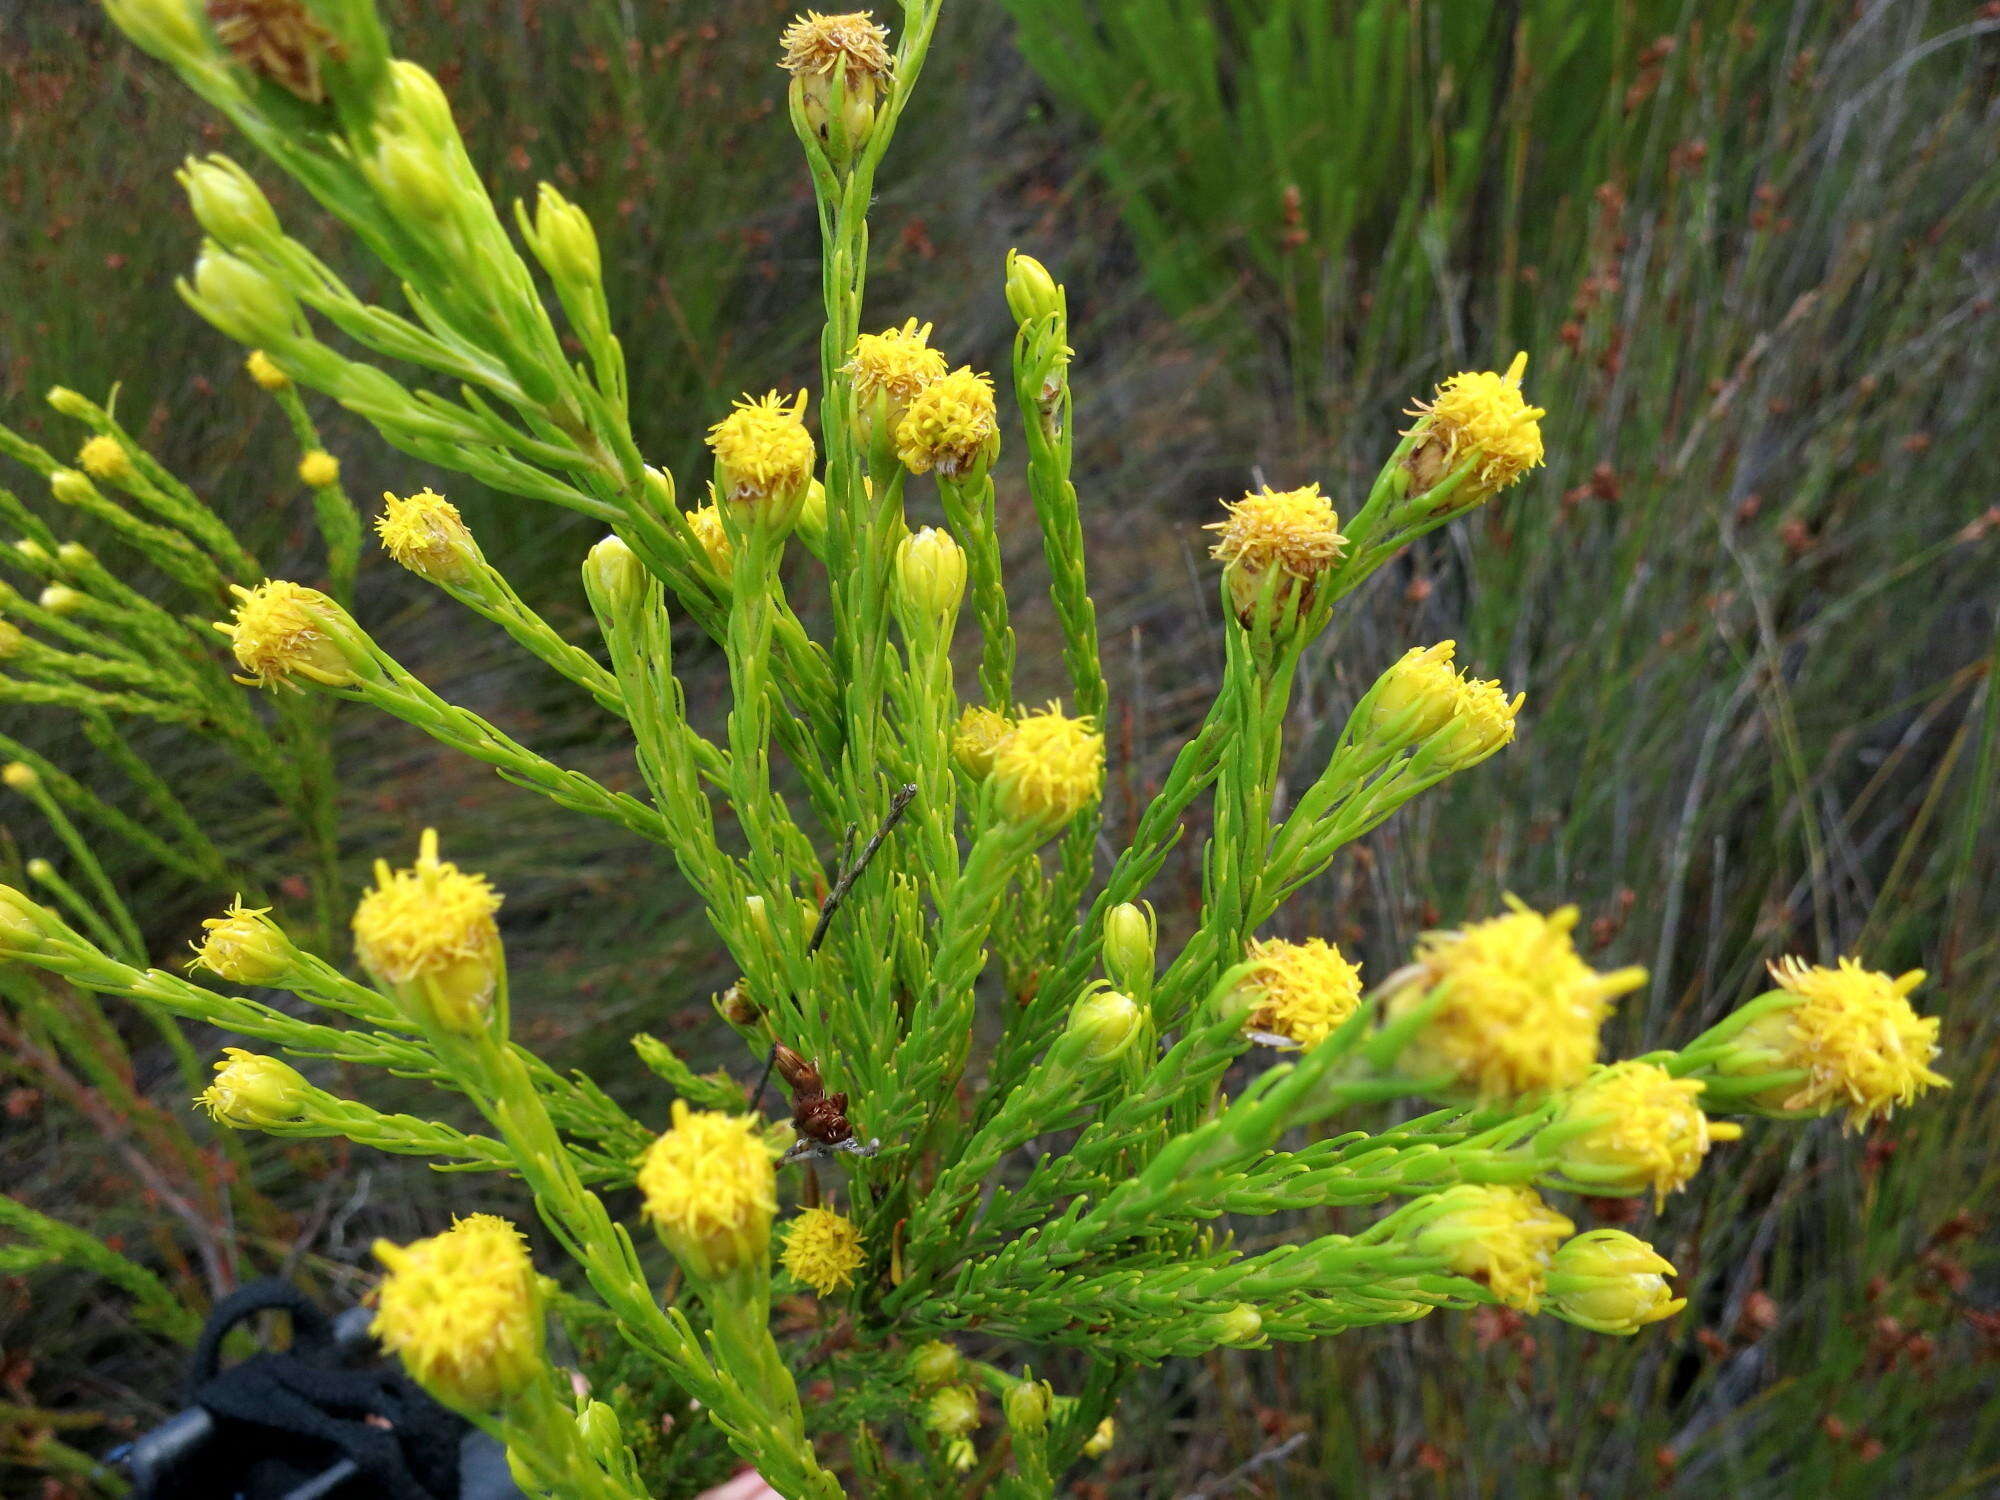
298,450,340,489
351,828,504,1034
687,502,735,581
1391,898,1645,1102
845,318,947,420
1205,484,1346,625
187,897,294,985
214,579,358,690
988,702,1103,832
1546,1229,1685,1335
1367,641,1523,764
952,705,1012,778
779,10,894,82
707,390,815,517
1084,1417,1116,1458
1416,1184,1573,1312
1240,936,1363,1049
376,488,480,587
637,1100,779,1282
77,435,133,483
1405,352,1546,500
895,366,998,479
245,349,290,390
1738,958,1948,1128
196,1047,308,1129
372,1215,545,1411
1553,1061,1742,1206
924,1384,980,1439
780,1206,866,1296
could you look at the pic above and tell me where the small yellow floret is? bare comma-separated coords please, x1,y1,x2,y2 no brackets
188,897,294,985
1368,640,1523,763
707,390,815,511
1547,1229,1685,1335
245,349,290,390
1240,937,1363,1048
1554,1061,1741,1205
214,579,356,690
952,705,1012,778
1417,1184,1573,1312
687,503,735,581
1205,484,1346,622
197,1047,308,1128
2,761,38,792
1747,957,1948,1128
351,828,504,1032
1405,351,1546,498
845,319,947,415
298,450,340,488
637,1100,779,1281
1391,898,1645,1101
780,1206,866,1296
372,1215,545,1411
779,10,894,81
376,488,479,586
77,435,133,482
988,702,1103,831
895,366,998,478
1084,1417,1115,1458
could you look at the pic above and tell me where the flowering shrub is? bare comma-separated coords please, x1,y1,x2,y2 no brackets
0,2,1951,1495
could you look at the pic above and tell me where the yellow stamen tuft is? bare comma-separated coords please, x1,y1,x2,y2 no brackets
637,1100,780,1282
371,1215,545,1412
1744,957,1948,1128
687,502,734,580
298,449,340,489
707,390,815,515
245,349,290,390
1391,898,1645,1102
844,318,948,418
779,10,894,82
895,366,998,478
988,702,1103,832
1417,1184,1573,1312
952,705,1012,778
77,435,133,482
351,829,504,1034
376,488,480,586
1240,936,1363,1048
1553,1061,1741,1206
214,579,357,690
196,1047,308,1129
1084,1417,1116,1458
1547,1229,1685,1335
187,897,294,985
780,1206,866,1297
1404,353,1546,500
1204,484,1346,624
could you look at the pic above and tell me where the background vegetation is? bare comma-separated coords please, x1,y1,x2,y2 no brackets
2,0,1995,1494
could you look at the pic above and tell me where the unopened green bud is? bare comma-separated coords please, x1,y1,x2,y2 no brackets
530,184,601,287
189,247,300,347
48,470,94,507
14,539,53,568
576,1400,623,1461
796,478,828,551
582,534,645,619
0,622,23,659
1004,250,1063,325
923,1384,980,1439
1066,988,1141,1063
56,543,95,572
0,884,59,953
1101,902,1156,988
178,156,282,247
1545,1229,1684,1335
101,0,207,62
1003,1378,1052,1435
641,465,676,514
893,526,967,624
907,1339,960,1391
39,585,84,616
1211,1303,1264,1346
45,386,92,420
384,61,458,144
367,135,455,221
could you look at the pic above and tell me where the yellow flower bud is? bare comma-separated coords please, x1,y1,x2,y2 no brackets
637,1101,779,1283
1004,250,1063,325
2,761,39,792
0,623,23,660
1361,641,1523,767
907,1339,961,1391
187,898,296,986
372,1215,546,1411
1003,1378,1052,1435
1101,902,1156,988
214,580,361,690
101,0,207,62
687,503,735,581
1414,1184,1573,1312
1403,352,1546,507
924,1384,980,1440
779,1206,866,1296
1549,1061,1741,1206
352,829,505,1034
1239,936,1363,1049
951,704,1011,778
893,526,967,623
55,542,93,572
245,349,291,390
39,585,84,616
1066,988,1141,1063
375,488,480,587
1083,1417,1115,1458
77,435,133,483
895,366,999,479
988,702,1103,833
177,155,282,247
298,450,341,489
196,1048,309,1129
582,533,645,618
1546,1229,1685,1335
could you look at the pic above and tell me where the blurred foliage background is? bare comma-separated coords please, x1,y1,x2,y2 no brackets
2,0,1997,1495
